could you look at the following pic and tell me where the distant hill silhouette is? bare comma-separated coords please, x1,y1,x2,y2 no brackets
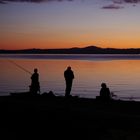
1,46,140,54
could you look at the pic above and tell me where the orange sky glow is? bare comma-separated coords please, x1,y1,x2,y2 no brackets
1,1,140,50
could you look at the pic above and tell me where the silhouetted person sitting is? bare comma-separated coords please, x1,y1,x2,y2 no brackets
64,66,74,97
100,83,111,101
30,68,40,95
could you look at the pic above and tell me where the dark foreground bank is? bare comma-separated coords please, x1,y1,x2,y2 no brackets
1,94,140,140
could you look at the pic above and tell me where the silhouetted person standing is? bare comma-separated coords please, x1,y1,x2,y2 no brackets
30,68,40,95
100,83,111,100
64,66,74,97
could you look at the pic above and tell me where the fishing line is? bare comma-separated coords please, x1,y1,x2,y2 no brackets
7,59,32,75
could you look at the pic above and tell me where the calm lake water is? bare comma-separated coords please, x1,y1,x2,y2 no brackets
1,54,140,101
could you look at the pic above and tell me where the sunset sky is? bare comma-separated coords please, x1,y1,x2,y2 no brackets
0,0,140,50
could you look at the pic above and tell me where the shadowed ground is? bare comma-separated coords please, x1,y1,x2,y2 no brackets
1,94,140,140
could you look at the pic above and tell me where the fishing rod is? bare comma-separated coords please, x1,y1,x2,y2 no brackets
7,59,32,75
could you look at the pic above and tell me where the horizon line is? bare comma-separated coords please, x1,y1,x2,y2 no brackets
1,46,140,51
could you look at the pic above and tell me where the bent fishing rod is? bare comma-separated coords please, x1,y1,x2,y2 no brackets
7,59,32,75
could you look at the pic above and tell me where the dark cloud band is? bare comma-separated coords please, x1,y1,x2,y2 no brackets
102,0,140,10
102,4,123,9
0,0,73,4
114,0,140,3
124,0,140,3
0,0,140,5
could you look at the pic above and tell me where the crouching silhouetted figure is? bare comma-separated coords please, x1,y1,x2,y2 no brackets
30,68,40,95
100,83,111,101
64,66,74,97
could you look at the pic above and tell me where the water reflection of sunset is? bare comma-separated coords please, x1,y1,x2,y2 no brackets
1,58,140,100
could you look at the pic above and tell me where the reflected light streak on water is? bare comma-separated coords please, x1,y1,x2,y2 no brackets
0,54,140,101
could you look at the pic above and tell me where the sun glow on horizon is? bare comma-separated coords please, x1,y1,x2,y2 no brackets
1,1,140,50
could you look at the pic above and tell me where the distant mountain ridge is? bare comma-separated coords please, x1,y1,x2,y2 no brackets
1,46,140,54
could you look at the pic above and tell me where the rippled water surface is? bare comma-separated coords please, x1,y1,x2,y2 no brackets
1,54,140,101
